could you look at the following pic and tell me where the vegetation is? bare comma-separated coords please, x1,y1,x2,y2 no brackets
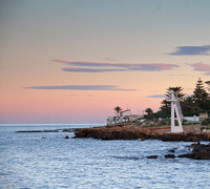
205,80,210,93
193,78,209,110
145,108,154,119
166,86,185,98
114,106,122,116
142,125,159,128
147,78,210,120
201,119,210,126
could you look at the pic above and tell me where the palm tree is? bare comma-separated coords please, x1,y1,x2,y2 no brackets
145,108,153,116
166,86,184,98
114,106,122,116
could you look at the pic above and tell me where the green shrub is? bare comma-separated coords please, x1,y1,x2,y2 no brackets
201,118,210,125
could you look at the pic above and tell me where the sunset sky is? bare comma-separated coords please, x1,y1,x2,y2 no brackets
0,0,210,124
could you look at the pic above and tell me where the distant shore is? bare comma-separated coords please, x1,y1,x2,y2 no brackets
74,124,210,142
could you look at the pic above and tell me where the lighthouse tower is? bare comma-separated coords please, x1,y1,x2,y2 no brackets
166,90,184,133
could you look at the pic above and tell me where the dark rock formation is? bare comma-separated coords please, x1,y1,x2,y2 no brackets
178,154,190,158
63,128,77,132
16,130,43,133
165,154,176,158
147,155,158,159
65,135,69,139
74,126,210,141
168,148,177,153
74,127,152,140
178,143,210,160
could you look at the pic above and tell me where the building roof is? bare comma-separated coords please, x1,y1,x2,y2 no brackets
120,109,131,113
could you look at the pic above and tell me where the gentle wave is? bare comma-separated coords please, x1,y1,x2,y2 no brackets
0,124,210,189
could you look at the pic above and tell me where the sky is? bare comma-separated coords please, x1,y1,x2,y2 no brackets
0,0,210,124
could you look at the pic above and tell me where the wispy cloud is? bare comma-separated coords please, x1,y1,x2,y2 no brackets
62,67,125,73
191,62,210,75
25,85,136,91
168,45,210,56
129,64,178,71
147,94,165,98
53,59,179,73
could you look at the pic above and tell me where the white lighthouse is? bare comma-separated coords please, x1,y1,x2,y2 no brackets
166,90,184,133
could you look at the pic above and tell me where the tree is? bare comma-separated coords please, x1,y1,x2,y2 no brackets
193,78,208,110
166,86,184,98
145,108,153,116
181,96,200,116
193,78,208,100
114,106,122,116
145,108,154,120
194,78,207,99
159,99,170,118
155,82,210,119
158,87,184,119
205,80,210,93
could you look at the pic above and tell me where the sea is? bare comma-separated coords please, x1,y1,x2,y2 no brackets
0,124,210,189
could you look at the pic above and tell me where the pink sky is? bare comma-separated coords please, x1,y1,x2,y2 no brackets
0,0,210,123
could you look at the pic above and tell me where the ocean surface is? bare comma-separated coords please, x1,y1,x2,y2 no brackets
0,124,210,189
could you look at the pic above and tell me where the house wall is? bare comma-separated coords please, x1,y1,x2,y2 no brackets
120,110,131,117
183,116,199,122
199,113,208,121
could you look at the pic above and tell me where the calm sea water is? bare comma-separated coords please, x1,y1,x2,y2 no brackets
0,124,210,189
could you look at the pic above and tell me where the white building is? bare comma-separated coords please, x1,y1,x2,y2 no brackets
107,109,142,125
127,114,143,122
183,116,199,122
120,109,131,117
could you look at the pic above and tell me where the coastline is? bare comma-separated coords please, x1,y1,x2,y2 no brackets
74,124,210,142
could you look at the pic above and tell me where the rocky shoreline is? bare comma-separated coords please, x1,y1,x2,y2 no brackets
147,143,210,160
74,124,210,142
74,124,210,160
178,143,210,160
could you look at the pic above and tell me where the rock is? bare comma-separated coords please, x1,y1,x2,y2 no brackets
169,148,177,153
16,130,43,133
147,155,158,159
192,149,210,160
178,154,191,158
65,135,69,139
43,129,59,132
178,143,210,160
73,125,210,141
63,128,77,132
169,149,175,153
191,143,210,160
165,154,176,158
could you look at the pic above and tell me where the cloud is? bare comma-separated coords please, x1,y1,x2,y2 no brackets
147,94,165,98
53,59,179,73
62,67,125,73
129,64,178,71
168,45,210,56
191,62,210,75
25,85,136,91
